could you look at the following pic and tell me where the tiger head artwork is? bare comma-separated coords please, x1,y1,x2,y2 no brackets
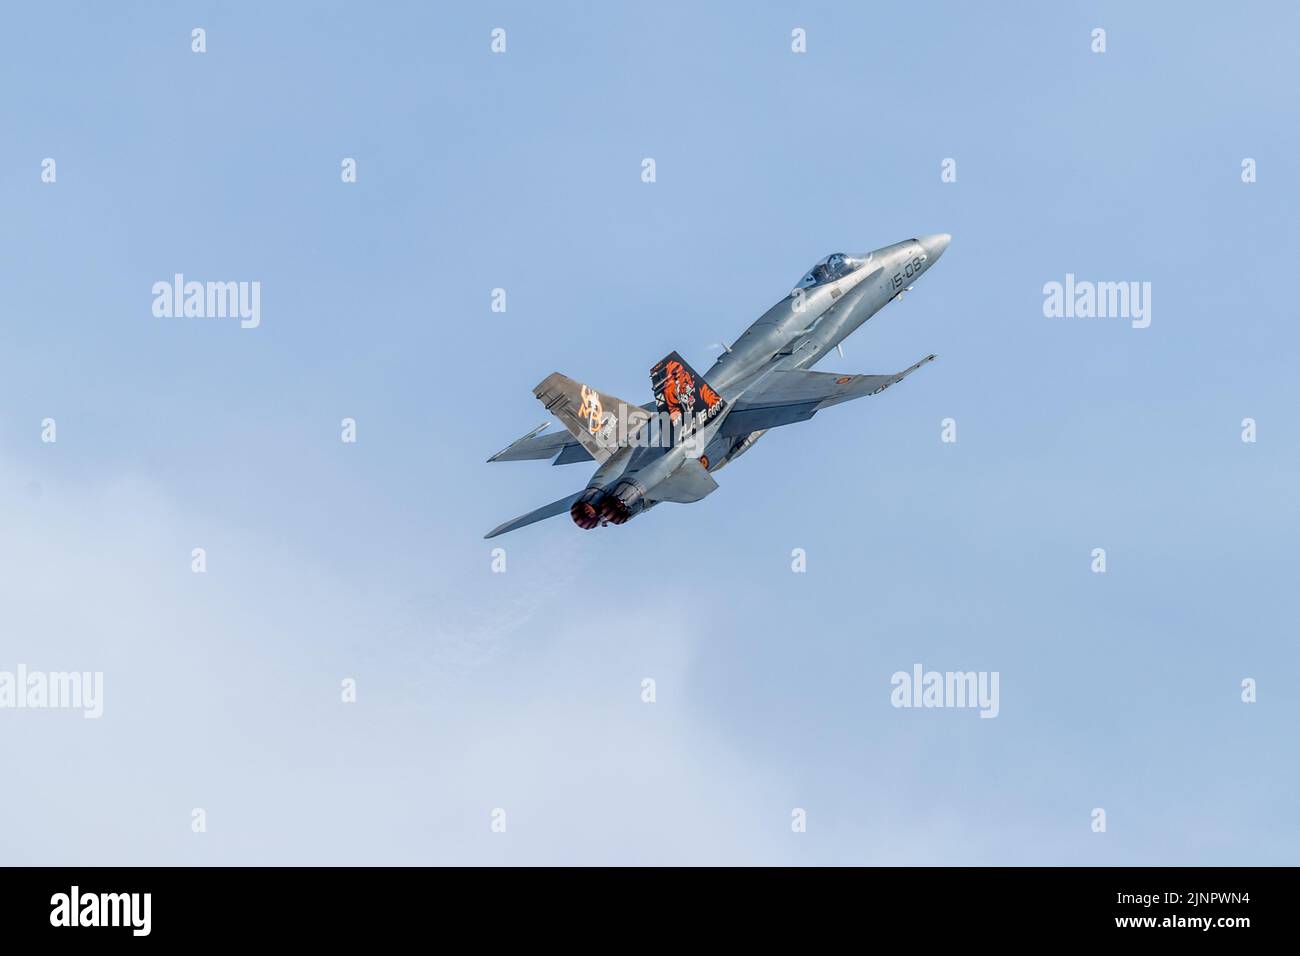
661,360,720,426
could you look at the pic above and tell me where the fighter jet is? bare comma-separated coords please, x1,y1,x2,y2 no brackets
484,233,951,537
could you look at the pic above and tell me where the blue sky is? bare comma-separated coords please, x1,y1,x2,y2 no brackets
1,1,1296,864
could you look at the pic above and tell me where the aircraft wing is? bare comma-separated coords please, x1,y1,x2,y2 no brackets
719,354,936,436
485,490,585,538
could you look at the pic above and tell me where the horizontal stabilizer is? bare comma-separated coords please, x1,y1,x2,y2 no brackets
552,442,595,465
485,491,585,539
487,427,593,465
646,459,718,504
487,422,563,462
720,354,936,436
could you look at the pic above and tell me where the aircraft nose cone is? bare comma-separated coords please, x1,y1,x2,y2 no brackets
919,232,951,264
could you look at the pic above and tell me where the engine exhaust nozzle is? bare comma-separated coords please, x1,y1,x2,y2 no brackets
569,490,605,530
598,479,645,526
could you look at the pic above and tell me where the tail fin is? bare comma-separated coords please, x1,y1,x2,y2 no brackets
533,373,651,464
649,351,727,432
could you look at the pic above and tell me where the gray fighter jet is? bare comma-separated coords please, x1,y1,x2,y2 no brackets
485,233,950,537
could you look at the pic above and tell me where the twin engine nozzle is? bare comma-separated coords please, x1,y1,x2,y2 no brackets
569,480,646,529
569,489,602,529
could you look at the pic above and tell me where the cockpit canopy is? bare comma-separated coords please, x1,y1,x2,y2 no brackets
795,252,865,289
